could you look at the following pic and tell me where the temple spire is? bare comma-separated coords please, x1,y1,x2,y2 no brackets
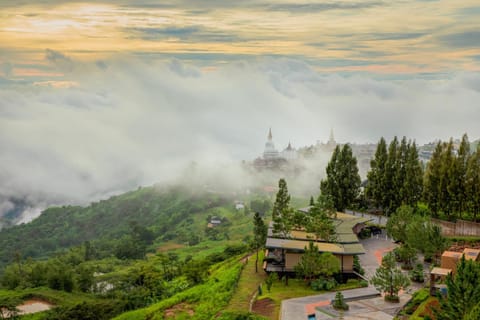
268,128,273,141
329,128,335,144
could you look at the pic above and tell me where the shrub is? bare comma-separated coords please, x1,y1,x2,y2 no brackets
385,295,400,302
411,289,429,304
358,228,371,239
265,273,277,292
359,280,369,287
223,244,248,257
353,255,365,275
332,292,349,311
311,278,337,291
48,300,126,320
409,263,425,283
403,289,429,315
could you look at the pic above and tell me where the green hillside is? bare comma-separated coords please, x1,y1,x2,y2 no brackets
0,185,243,268
0,184,272,319
0,183,312,319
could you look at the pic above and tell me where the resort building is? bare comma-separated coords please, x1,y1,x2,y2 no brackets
263,209,370,274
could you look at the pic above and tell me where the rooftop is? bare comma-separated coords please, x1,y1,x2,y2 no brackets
463,248,480,261
431,267,452,276
266,209,369,255
265,237,365,255
442,251,463,258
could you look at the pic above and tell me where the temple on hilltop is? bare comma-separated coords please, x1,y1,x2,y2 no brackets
253,128,297,170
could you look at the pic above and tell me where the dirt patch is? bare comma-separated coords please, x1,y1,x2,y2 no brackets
448,243,480,252
164,303,194,318
157,242,185,252
252,298,275,318
17,299,53,314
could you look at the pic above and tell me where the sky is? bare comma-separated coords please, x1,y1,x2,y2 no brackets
1,0,480,219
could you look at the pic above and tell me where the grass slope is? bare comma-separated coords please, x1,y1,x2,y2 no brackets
113,256,245,320
226,250,267,312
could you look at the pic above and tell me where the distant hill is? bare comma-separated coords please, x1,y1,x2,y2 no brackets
0,185,234,268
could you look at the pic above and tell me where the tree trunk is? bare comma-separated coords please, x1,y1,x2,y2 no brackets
255,249,259,273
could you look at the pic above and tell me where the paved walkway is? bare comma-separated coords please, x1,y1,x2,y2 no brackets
281,287,412,320
314,293,411,320
281,287,379,320
358,231,398,280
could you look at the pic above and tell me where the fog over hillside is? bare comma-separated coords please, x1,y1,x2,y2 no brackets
1,56,480,223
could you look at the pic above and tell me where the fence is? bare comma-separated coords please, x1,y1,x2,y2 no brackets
431,218,480,237
345,210,480,237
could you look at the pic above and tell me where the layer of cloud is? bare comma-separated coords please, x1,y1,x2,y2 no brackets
126,26,241,43
266,1,385,13
439,31,480,48
1,55,480,224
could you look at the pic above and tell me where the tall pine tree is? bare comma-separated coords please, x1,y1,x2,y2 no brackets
321,144,361,211
403,141,423,206
366,137,423,213
451,134,470,218
384,137,399,214
424,142,444,217
366,137,388,210
466,145,480,222
272,178,294,238
440,140,455,217
395,136,409,207
253,212,267,273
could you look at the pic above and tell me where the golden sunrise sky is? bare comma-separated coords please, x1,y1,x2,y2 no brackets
1,0,479,79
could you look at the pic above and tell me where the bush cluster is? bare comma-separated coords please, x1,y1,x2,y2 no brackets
311,278,337,291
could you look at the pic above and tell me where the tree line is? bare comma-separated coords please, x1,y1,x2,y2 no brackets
366,134,480,220
259,133,480,249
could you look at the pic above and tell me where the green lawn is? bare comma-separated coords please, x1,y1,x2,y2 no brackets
259,278,321,319
255,277,364,319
